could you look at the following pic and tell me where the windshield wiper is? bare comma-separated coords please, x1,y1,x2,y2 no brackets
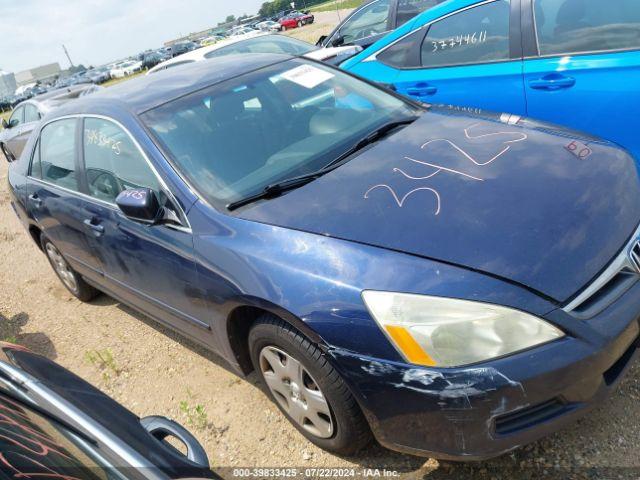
227,118,417,211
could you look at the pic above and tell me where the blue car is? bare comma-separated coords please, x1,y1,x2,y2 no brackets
341,0,640,160
7,53,640,460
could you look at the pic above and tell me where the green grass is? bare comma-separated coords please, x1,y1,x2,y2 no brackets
310,0,362,12
101,70,147,88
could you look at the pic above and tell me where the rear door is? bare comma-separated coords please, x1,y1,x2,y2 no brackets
522,0,640,159
27,118,104,281
78,116,211,341
389,0,527,114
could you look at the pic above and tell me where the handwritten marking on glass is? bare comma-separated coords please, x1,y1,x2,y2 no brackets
432,31,488,52
85,129,122,155
364,185,441,214
363,123,529,216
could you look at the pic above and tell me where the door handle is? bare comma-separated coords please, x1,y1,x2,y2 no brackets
83,218,105,236
406,83,438,97
28,194,42,208
529,74,576,91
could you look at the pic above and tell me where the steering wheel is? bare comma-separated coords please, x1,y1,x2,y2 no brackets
90,171,123,200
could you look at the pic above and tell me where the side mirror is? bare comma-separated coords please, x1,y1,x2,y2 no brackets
2,118,10,129
331,35,345,47
115,188,161,223
316,35,327,46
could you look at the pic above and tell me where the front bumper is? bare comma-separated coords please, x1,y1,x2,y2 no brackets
329,284,640,460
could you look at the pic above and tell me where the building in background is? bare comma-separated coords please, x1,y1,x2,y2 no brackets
15,63,61,87
0,70,17,98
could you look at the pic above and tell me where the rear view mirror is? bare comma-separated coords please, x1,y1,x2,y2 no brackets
116,188,161,223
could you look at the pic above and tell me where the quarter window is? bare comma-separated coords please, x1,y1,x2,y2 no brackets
533,0,640,56
24,104,40,123
83,118,160,203
420,0,511,68
39,119,78,191
9,106,23,127
334,0,391,45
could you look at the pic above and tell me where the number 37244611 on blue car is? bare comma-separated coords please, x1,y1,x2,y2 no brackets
6,53,640,460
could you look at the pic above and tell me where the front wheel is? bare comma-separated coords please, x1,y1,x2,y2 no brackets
249,315,372,455
297,21,303,28
42,236,99,302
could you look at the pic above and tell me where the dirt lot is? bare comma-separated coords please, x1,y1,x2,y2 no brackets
0,10,639,478
282,9,354,44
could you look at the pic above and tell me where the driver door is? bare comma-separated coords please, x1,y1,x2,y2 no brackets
78,116,211,340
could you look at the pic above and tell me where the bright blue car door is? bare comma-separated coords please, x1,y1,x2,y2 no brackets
522,0,640,160
373,0,526,114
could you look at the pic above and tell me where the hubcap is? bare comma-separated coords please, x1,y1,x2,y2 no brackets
259,346,334,438
45,243,78,293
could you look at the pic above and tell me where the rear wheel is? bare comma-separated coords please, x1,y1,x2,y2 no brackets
42,236,99,302
249,315,372,455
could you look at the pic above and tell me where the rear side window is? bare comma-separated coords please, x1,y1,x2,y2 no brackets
396,0,444,26
24,104,40,123
38,119,78,190
533,0,640,56
420,0,511,68
83,117,160,203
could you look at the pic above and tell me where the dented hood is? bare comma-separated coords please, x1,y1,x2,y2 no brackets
238,110,640,302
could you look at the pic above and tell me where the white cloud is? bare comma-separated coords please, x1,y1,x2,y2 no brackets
0,0,264,72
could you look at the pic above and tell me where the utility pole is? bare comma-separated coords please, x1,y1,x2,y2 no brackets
62,44,74,68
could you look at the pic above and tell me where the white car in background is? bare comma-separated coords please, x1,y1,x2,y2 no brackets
148,34,363,75
110,60,143,78
256,20,282,32
229,27,264,39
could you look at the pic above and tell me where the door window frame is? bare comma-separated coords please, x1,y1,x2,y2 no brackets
326,0,396,46
9,105,24,126
366,0,522,70
521,0,640,59
26,113,191,233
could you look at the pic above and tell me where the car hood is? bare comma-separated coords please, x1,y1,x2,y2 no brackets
238,110,640,302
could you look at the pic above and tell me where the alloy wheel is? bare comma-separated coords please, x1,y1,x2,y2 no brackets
259,345,334,438
45,243,78,293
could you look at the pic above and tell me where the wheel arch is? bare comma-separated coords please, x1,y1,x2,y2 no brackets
226,297,327,375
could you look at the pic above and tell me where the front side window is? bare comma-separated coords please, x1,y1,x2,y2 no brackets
142,59,417,208
24,104,41,123
334,0,391,45
9,106,23,127
420,0,511,68
533,0,640,56
83,118,160,203
396,0,445,26
38,119,78,191
205,36,315,58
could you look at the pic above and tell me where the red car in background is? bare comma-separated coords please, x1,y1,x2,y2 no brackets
279,11,315,30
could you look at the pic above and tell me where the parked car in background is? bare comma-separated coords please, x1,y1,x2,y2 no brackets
256,20,282,32
0,342,216,479
270,8,295,21
318,0,445,48
111,60,143,78
142,51,170,70
342,0,640,160
9,53,640,460
169,41,199,57
229,27,263,39
279,11,315,30
147,34,361,74
86,66,112,84
0,84,100,161
200,34,226,46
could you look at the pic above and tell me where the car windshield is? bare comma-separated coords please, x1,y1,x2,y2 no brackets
141,58,419,208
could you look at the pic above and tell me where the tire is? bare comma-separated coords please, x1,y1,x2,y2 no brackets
41,235,99,302
249,315,372,456
297,21,303,28
282,25,287,31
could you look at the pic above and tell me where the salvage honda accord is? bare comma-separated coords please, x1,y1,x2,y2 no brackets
7,53,640,460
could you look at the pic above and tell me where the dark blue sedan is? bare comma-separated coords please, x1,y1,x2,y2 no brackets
7,53,640,460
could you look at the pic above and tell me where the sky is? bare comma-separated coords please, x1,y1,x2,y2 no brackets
0,0,266,73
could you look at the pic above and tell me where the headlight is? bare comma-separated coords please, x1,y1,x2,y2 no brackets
362,291,564,368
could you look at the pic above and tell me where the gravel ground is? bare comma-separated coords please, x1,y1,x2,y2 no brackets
1,13,640,477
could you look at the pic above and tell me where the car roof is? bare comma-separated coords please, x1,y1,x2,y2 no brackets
50,53,291,117
148,32,272,73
